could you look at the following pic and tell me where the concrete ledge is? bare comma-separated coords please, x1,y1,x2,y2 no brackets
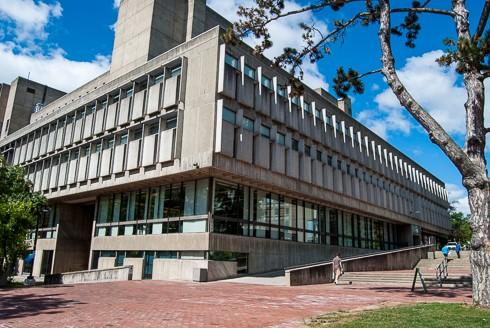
285,245,434,286
45,266,133,285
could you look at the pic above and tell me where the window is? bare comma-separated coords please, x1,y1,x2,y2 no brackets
225,53,239,68
292,96,300,106
316,150,322,161
260,125,270,138
337,160,342,170
171,66,182,77
291,138,299,151
27,87,36,94
214,182,244,219
166,117,177,129
278,86,286,97
244,65,255,79
120,133,129,145
327,155,333,166
304,102,311,113
148,123,159,135
262,75,272,89
305,145,311,157
276,132,285,146
126,88,134,97
222,107,236,125
315,109,322,119
154,74,164,84
242,117,254,131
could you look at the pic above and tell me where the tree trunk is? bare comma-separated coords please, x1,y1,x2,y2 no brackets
468,185,490,306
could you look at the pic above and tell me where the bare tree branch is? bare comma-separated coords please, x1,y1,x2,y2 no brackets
474,0,490,41
378,0,477,182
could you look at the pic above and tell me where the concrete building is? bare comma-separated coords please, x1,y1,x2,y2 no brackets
2,0,450,281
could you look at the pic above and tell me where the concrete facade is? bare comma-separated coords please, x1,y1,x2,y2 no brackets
1,0,451,282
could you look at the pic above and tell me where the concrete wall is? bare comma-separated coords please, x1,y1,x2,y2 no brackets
32,239,56,277
0,83,10,128
285,244,433,286
1,77,65,138
209,233,374,274
49,266,133,284
53,204,94,274
152,259,237,281
123,258,144,280
98,257,116,270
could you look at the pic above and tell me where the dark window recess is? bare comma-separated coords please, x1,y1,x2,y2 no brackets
27,87,36,94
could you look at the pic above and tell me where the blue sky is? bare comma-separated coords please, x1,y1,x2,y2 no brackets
0,0,485,214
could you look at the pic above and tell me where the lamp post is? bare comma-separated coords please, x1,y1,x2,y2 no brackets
25,207,49,285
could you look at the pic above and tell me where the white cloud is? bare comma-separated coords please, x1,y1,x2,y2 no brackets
374,50,468,135
0,43,109,92
446,183,470,215
113,0,121,8
0,0,62,42
356,107,411,139
208,0,329,89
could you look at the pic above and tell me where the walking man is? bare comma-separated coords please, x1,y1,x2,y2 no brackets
332,253,343,285
456,241,462,259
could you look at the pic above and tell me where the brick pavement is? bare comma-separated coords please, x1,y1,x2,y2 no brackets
0,281,472,328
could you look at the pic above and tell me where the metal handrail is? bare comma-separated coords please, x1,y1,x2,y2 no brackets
411,268,427,293
435,258,448,287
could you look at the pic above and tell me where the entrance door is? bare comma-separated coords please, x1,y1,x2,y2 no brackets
143,252,154,279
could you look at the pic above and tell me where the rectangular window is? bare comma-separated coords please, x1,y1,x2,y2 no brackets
327,155,333,166
214,182,244,219
337,160,342,170
171,66,182,77
305,145,311,157
242,117,254,131
222,107,236,125
276,132,285,146
244,65,255,79
292,96,300,106
225,53,239,69
316,150,322,161
304,102,311,113
262,75,272,89
315,109,321,119
154,74,164,84
291,138,299,151
166,118,177,129
126,88,134,97
278,86,286,98
260,125,270,138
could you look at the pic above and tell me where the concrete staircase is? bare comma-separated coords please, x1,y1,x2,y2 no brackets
339,251,472,288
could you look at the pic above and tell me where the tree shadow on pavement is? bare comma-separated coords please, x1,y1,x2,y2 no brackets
0,291,84,320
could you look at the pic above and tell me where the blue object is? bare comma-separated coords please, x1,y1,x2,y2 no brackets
456,243,462,252
24,253,34,264
441,246,449,256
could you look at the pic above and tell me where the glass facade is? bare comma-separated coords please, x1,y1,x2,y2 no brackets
212,180,404,250
95,178,405,251
96,179,209,237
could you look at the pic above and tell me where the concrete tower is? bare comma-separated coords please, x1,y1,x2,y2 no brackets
111,0,207,77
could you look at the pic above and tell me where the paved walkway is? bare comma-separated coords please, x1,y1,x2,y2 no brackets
0,281,472,328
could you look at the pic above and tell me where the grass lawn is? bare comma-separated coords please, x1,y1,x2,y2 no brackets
308,303,490,328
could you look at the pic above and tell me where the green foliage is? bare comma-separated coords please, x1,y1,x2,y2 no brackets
0,156,46,285
333,67,365,98
450,210,472,244
308,303,490,328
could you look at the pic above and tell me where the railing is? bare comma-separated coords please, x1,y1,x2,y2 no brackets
436,258,448,287
411,268,427,293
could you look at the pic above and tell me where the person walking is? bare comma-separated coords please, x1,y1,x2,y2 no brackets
332,253,343,285
456,241,462,259
441,245,449,262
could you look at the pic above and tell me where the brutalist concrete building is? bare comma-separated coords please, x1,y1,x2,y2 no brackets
1,0,450,281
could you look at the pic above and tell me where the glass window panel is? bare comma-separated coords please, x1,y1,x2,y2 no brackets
135,190,148,220
182,220,207,233
255,190,269,225
148,188,159,220
157,186,165,218
168,221,180,233
214,182,244,219
222,107,236,125
195,179,209,215
277,132,285,146
260,125,270,138
152,223,163,234
225,53,238,68
184,181,196,216
111,226,118,236
292,139,299,151
297,201,304,230
271,194,279,226
244,65,255,79
166,118,177,130
242,117,254,131
156,251,178,259
262,76,272,89
124,225,134,235
164,184,183,218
